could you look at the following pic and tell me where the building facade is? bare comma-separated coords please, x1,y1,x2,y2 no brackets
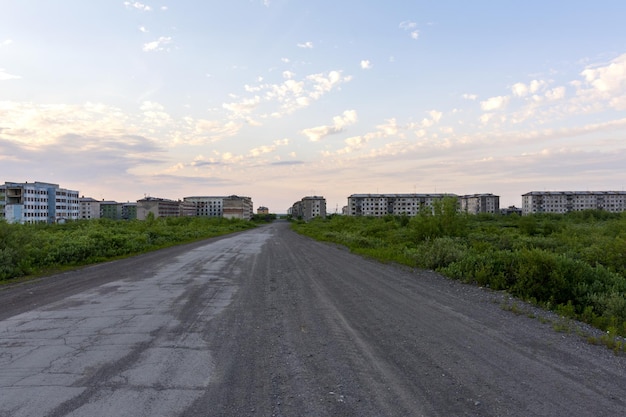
79,197,101,219
522,191,626,215
347,193,457,217
223,195,253,220
291,196,326,221
182,195,253,220
1,181,79,224
458,193,500,215
136,197,182,220
183,196,224,217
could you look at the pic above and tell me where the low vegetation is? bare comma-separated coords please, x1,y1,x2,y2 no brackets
0,216,256,282
291,199,626,345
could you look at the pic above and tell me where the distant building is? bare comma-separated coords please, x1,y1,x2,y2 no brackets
1,181,79,224
522,191,626,215
500,205,522,216
458,193,500,214
136,197,181,220
183,196,224,217
257,206,269,215
100,200,121,220
79,196,101,219
347,193,457,217
223,195,254,220
181,195,253,220
291,196,326,221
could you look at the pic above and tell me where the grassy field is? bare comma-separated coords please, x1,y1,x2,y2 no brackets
292,205,626,344
0,216,257,282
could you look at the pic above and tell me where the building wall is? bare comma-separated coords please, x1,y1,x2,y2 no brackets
223,195,253,220
183,196,224,217
347,193,458,217
291,196,326,221
459,194,500,214
136,197,181,220
2,181,79,224
79,197,101,219
522,191,626,215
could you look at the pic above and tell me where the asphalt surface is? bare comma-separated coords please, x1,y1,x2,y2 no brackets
1,221,625,416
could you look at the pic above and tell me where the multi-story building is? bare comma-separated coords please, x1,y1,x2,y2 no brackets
100,201,122,220
183,196,224,217
98,201,137,220
1,181,79,224
79,196,101,219
223,195,253,220
347,193,457,217
291,196,326,221
136,197,182,220
459,193,500,214
121,202,137,220
182,195,253,220
522,191,626,215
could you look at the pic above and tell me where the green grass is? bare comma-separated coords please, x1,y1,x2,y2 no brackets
0,216,256,283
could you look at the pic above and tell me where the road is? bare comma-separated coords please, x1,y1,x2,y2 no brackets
1,221,625,416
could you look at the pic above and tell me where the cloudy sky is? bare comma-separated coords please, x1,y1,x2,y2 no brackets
2,1,626,212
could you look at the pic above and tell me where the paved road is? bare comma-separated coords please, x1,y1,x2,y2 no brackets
1,221,625,416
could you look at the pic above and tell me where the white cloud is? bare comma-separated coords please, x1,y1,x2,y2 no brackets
580,53,626,93
124,1,152,12
512,80,547,97
1,39,13,47
399,21,419,40
301,110,358,142
462,93,477,100
0,69,20,80
139,26,148,33
480,95,509,111
545,86,566,101
142,36,172,52
360,60,372,70
297,41,314,49
222,96,261,116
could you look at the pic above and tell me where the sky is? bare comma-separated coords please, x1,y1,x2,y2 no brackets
1,1,626,213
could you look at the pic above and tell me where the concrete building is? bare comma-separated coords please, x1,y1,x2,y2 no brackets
522,191,626,215
347,193,457,217
183,196,224,217
291,196,326,221
1,181,79,224
136,197,181,220
223,195,253,220
257,206,269,215
79,197,101,219
459,193,500,215
182,195,253,219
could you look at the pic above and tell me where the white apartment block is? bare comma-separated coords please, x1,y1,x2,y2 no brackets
1,181,79,224
459,193,500,214
291,196,326,221
79,196,101,219
347,193,457,217
522,191,626,215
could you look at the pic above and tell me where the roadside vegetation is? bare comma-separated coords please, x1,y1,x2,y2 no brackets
0,216,256,282
291,198,626,348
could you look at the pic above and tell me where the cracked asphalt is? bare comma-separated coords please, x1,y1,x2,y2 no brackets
1,221,625,416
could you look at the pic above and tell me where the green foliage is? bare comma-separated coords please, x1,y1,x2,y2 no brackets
0,217,255,282
292,211,626,337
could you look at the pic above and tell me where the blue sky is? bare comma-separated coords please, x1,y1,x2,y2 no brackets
2,1,626,212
